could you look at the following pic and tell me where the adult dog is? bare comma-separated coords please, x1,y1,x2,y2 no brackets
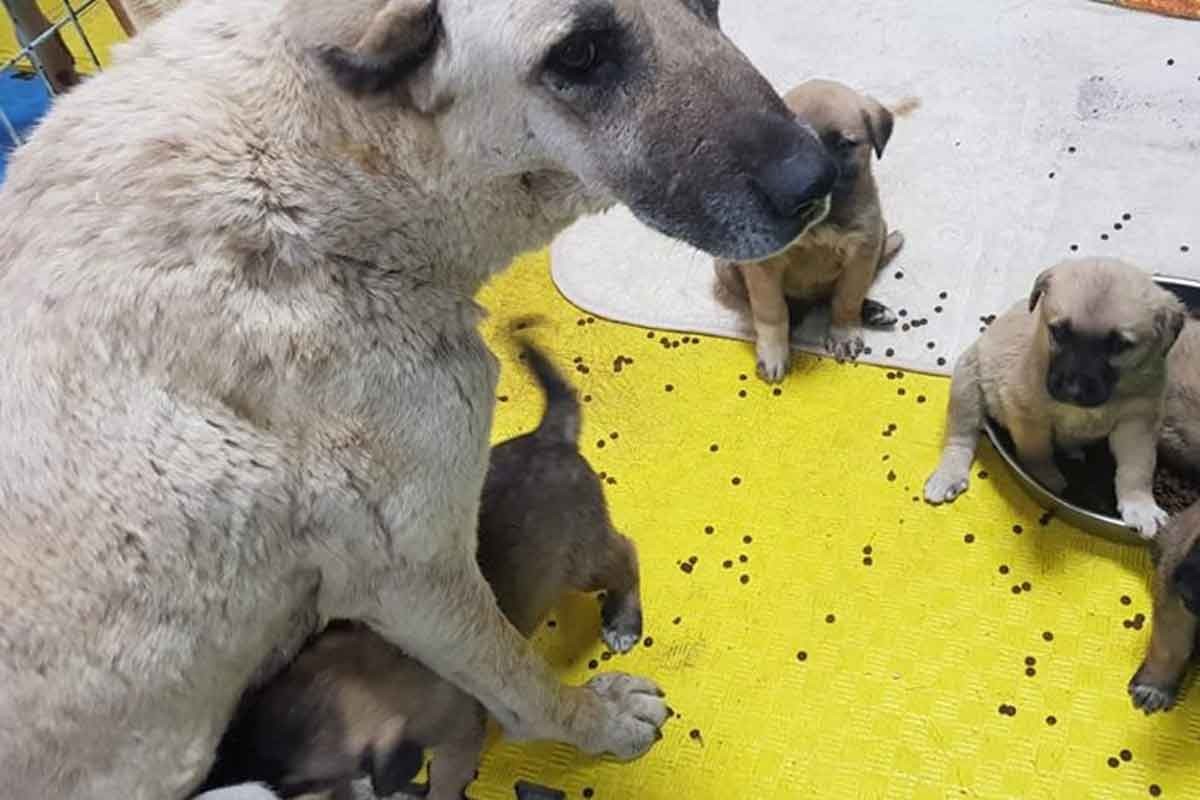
0,0,835,796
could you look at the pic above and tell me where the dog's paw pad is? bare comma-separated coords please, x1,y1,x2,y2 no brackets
1129,682,1176,714
924,470,969,504
1119,498,1168,538
602,627,642,655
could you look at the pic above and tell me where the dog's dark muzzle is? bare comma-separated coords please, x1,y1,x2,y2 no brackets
746,115,838,244
1047,361,1115,408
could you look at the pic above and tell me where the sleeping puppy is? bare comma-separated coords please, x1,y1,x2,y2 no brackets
197,343,644,800
1161,303,1200,475
924,258,1186,538
715,79,913,381
1129,500,1200,714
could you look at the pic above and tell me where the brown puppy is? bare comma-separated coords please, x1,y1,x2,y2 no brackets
1162,306,1200,475
198,343,643,800
715,79,912,381
1129,500,1200,714
925,258,1186,539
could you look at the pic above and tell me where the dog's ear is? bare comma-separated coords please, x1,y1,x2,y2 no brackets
862,97,894,159
1028,268,1053,312
316,0,441,99
1155,299,1187,354
1172,544,1200,616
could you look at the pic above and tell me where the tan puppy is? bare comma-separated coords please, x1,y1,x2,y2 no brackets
924,258,1186,538
716,79,911,381
1162,307,1200,474
196,343,643,800
1129,500,1200,714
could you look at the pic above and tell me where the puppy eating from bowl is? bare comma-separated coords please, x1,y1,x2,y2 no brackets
924,258,1186,539
196,342,644,800
715,79,915,381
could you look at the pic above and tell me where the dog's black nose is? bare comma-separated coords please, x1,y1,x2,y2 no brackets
753,147,838,221
1050,373,1111,408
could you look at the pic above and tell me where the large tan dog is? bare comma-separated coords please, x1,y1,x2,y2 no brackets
1129,500,1200,714
924,258,1186,538
0,0,836,797
715,79,909,381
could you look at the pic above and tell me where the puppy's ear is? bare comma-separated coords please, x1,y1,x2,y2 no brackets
1172,544,1200,616
1028,268,1052,312
368,740,425,797
862,96,894,159
317,0,441,99
1155,299,1187,354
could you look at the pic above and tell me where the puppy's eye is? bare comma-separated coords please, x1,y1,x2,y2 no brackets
837,135,860,151
1048,322,1071,344
547,34,601,78
1109,332,1136,354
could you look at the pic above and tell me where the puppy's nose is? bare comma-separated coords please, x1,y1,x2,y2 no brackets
1063,375,1109,408
752,141,838,221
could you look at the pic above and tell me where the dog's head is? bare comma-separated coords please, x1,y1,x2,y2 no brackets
782,79,893,191
1028,258,1186,408
281,0,837,262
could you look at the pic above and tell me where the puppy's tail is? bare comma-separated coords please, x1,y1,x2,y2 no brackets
520,342,582,446
890,96,921,118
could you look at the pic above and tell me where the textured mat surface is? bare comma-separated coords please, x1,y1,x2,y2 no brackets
368,252,1200,800
549,0,1200,376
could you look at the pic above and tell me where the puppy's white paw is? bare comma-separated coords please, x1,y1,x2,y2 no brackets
602,628,641,655
924,468,970,504
755,340,790,383
1028,462,1068,494
1119,497,1168,539
824,325,864,362
574,673,668,760
1129,681,1176,715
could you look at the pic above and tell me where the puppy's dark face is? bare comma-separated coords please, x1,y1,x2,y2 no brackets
783,79,893,194
1029,259,1186,408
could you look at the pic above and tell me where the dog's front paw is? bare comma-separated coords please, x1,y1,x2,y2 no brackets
861,299,898,329
755,340,790,383
1119,496,1169,539
601,603,643,654
924,467,970,504
573,673,667,760
825,325,864,362
1129,675,1177,715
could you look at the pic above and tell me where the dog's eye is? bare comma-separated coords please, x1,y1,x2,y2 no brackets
1109,332,1136,354
548,34,601,77
1048,322,1071,344
837,135,860,151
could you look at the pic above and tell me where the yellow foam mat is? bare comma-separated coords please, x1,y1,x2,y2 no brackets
471,252,1199,800
0,1,125,72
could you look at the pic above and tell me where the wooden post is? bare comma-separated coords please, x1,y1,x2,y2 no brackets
4,0,79,93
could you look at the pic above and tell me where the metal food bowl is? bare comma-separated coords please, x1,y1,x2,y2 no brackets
983,274,1200,547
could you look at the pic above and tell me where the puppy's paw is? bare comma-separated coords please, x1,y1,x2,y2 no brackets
1028,462,1068,494
1129,679,1177,715
1119,496,1169,539
755,340,790,383
572,673,668,760
861,299,898,329
824,325,865,362
924,468,970,504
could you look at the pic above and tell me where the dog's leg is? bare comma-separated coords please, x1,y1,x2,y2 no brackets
582,531,643,655
1009,417,1067,494
376,557,665,760
740,261,791,383
1111,419,1169,538
1129,593,1196,714
924,347,985,504
426,708,487,800
826,242,882,362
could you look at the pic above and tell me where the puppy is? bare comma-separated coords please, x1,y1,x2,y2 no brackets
924,258,1186,538
1161,305,1200,475
715,79,913,381
1129,500,1200,714
197,344,644,800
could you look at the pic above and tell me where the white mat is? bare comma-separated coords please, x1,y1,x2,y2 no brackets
550,0,1200,376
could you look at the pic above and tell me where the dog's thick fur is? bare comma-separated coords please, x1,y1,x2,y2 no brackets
0,0,837,796
714,80,914,381
1129,500,1200,714
199,344,643,800
1162,311,1200,475
924,258,1186,538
